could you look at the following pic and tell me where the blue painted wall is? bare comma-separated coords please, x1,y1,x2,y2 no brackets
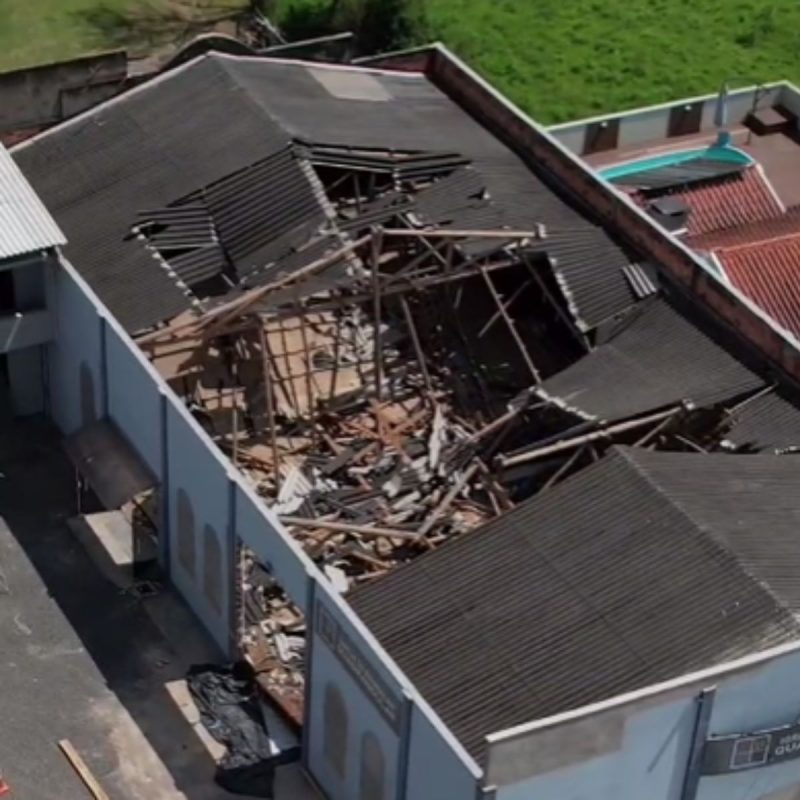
234,481,310,610
105,323,161,475
307,587,403,800
46,261,102,433
407,704,479,800
489,648,800,800
166,401,230,651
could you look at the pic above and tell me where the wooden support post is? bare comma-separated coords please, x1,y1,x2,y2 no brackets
258,324,282,492
478,279,532,338
480,266,541,384
296,301,316,424
400,296,432,393
541,445,586,491
371,227,385,400
523,255,590,352
633,412,678,447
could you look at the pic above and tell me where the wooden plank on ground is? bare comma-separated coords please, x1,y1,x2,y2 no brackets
58,739,110,800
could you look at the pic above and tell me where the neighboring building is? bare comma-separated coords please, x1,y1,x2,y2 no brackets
10,44,800,800
550,81,800,342
0,144,65,414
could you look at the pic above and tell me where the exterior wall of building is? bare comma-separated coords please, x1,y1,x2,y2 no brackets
407,702,481,800
45,256,481,799
165,400,231,649
0,52,127,135
484,645,800,800
235,481,310,607
307,587,404,800
46,257,103,433
547,85,783,156
422,48,800,384
105,324,162,475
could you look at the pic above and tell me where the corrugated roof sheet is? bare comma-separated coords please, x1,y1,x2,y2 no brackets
535,298,763,423
349,447,800,758
0,143,65,259
14,54,640,332
611,157,745,191
724,389,800,453
716,234,800,339
627,447,800,612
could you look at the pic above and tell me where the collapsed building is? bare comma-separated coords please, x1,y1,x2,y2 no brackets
12,47,800,800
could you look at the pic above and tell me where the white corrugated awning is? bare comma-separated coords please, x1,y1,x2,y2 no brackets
0,143,65,260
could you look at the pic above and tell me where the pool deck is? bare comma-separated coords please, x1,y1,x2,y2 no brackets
583,126,800,209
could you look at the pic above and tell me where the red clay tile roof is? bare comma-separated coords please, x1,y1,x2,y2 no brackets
689,206,800,250
717,234,800,338
657,167,784,236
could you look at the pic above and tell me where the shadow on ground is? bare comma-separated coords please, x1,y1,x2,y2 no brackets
0,414,230,799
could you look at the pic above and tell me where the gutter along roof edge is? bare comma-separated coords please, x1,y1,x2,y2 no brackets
485,637,800,745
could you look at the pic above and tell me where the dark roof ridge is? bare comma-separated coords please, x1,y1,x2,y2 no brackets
612,445,800,629
212,54,294,142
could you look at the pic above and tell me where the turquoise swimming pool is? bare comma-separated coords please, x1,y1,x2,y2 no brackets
599,145,753,181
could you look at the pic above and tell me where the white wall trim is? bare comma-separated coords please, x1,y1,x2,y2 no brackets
486,639,800,745
547,81,788,132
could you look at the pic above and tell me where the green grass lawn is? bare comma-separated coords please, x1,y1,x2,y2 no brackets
0,0,133,70
0,0,245,72
421,0,800,123
275,0,800,123
4,0,800,123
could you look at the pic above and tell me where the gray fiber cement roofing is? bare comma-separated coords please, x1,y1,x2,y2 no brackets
535,297,764,423
723,388,800,453
349,446,800,760
13,53,639,333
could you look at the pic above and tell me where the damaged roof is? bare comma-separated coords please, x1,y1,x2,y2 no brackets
12,53,640,333
349,446,800,759
724,388,800,453
534,297,763,423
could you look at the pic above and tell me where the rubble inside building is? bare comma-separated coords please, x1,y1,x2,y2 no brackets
18,52,800,735
133,155,800,726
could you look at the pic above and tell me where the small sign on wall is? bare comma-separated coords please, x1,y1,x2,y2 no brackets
316,599,404,733
703,722,800,774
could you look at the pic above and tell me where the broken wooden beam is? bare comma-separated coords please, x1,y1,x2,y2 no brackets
496,406,684,468
280,516,422,541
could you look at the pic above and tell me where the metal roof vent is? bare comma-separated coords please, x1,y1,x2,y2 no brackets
647,195,690,233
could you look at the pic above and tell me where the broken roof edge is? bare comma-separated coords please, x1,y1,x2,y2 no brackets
415,45,800,379
483,637,800,756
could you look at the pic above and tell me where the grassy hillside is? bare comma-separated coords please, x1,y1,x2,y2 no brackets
422,0,800,122
0,0,134,70
0,0,245,72
3,0,800,123
275,0,800,123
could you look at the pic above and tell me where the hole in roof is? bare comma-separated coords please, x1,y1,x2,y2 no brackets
307,67,392,102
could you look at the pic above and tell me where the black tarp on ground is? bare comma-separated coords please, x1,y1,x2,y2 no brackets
187,662,275,798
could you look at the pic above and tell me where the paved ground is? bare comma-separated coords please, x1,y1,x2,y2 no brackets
0,412,317,799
